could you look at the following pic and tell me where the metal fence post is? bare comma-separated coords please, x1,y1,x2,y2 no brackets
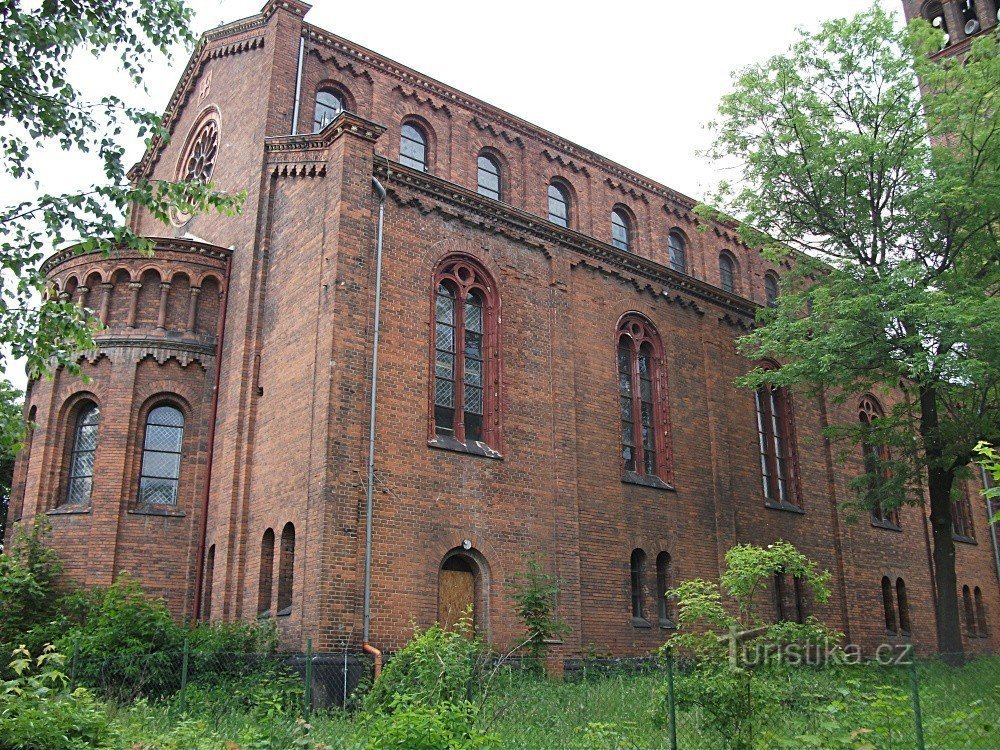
304,638,313,721
69,639,79,690
666,653,678,750
907,648,925,750
179,638,190,715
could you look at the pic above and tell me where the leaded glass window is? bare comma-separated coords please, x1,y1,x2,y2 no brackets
65,403,99,506
611,208,631,251
668,232,686,274
138,404,184,505
617,316,670,481
860,396,899,527
432,257,499,448
755,372,799,507
313,90,343,132
547,182,569,227
400,123,427,171
477,154,501,200
720,252,737,293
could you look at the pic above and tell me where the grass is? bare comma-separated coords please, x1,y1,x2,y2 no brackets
103,656,999,749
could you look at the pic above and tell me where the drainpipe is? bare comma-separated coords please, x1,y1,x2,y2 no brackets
363,176,386,677
290,35,305,135
982,464,1000,588
193,252,231,621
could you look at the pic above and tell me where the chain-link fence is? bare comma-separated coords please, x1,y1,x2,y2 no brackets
65,645,998,749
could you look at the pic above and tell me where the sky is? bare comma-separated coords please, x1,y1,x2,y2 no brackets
3,0,897,390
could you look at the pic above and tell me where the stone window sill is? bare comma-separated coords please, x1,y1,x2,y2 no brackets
428,435,503,460
631,617,652,629
954,534,977,545
764,500,805,515
659,619,677,631
129,505,186,518
622,472,675,491
276,606,292,618
46,505,91,516
871,519,902,532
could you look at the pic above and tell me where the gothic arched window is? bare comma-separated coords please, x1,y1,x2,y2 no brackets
277,522,295,615
65,402,100,506
400,122,428,171
764,272,779,308
617,315,671,482
313,89,344,132
258,528,275,615
860,395,899,528
963,585,977,636
432,256,500,449
656,552,674,628
896,578,911,635
138,404,184,506
477,153,501,200
882,576,897,633
611,208,632,252
975,587,988,637
719,252,737,293
630,549,647,621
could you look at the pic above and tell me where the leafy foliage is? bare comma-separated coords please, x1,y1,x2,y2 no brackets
0,0,244,449
0,382,21,551
702,5,1000,654
507,555,570,663
0,645,112,750
975,441,999,523
0,519,63,650
364,698,495,750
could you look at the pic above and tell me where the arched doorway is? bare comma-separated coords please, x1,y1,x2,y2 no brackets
438,551,487,635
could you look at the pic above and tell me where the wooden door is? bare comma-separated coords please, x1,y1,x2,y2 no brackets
439,560,475,632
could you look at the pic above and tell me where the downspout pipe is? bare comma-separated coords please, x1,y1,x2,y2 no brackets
193,252,231,621
290,35,305,135
363,176,386,677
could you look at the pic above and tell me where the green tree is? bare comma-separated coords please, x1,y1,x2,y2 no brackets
0,519,62,649
0,1,243,447
0,382,23,550
703,7,999,655
507,556,570,664
974,442,999,524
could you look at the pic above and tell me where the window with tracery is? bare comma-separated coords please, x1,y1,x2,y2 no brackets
859,395,899,528
432,257,499,449
183,120,219,183
617,316,671,482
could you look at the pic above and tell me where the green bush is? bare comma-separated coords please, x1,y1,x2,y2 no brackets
364,698,494,750
0,645,112,750
0,520,62,652
365,622,484,714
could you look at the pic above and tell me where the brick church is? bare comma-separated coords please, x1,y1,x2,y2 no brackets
5,0,998,657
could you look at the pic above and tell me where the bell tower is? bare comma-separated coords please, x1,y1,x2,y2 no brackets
902,0,997,58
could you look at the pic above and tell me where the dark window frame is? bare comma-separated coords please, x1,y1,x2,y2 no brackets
137,403,185,507
399,121,429,171
611,207,632,252
882,576,897,634
754,366,800,509
719,252,737,293
860,395,901,529
764,272,780,308
476,152,501,201
547,181,570,227
313,89,344,133
656,552,675,628
630,549,648,624
668,231,687,274
257,528,275,616
64,401,100,507
276,522,295,615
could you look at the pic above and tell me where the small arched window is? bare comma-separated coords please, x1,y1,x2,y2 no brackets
882,576,897,633
138,404,184,506
547,181,569,227
65,402,100,506
630,549,647,621
476,153,501,200
719,252,737,293
202,544,215,620
774,572,788,622
432,256,499,449
611,208,631,252
764,272,779,308
896,578,911,635
860,396,899,528
656,552,674,628
959,0,979,28
618,316,671,482
963,585,977,636
277,522,295,615
974,587,988,637
313,89,344,132
668,232,686,274
400,122,428,171
258,528,275,616
754,369,798,507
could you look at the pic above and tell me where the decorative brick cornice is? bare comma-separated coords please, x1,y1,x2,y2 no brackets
376,159,757,321
470,117,524,148
541,149,589,176
305,43,374,82
393,84,452,117
260,0,311,20
606,178,649,204
41,237,232,278
264,111,384,177
80,340,216,367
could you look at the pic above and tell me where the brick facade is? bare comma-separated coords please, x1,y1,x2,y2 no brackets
6,0,998,657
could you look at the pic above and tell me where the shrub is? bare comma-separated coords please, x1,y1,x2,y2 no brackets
365,622,484,714
365,698,494,750
0,645,112,750
507,556,570,665
0,519,62,651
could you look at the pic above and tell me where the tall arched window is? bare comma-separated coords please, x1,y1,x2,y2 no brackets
774,572,788,622
313,89,344,132
656,552,674,627
896,578,911,635
611,208,631,252
202,544,215,621
882,576,897,633
963,585,977,636
974,587,988,637
138,404,184,506
952,484,975,540
617,315,671,482
764,272,779,308
258,528,275,616
754,369,798,507
547,181,569,227
399,122,428,171
719,252,737,293
476,153,501,200
65,402,100,506
860,396,899,528
277,522,295,615
630,549,647,621
432,257,499,449
668,231,686,274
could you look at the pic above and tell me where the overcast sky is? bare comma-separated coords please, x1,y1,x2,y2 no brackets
3,0,897,391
